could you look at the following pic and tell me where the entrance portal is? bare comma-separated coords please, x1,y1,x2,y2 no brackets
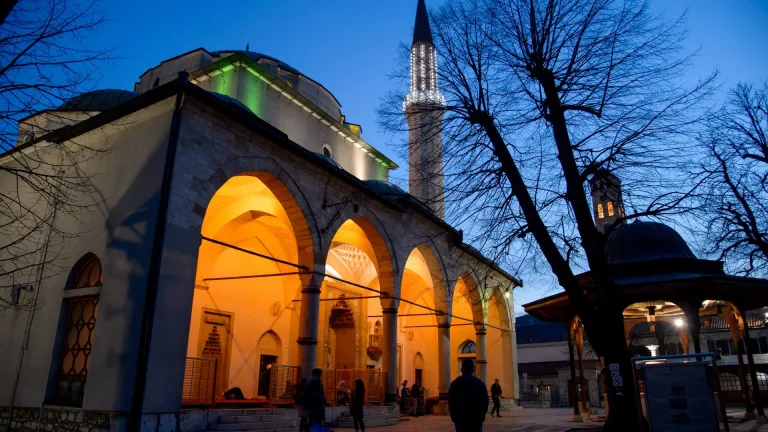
330,296,356,369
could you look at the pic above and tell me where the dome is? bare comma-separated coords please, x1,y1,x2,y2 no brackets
59,89,138,111
607,221,696,265
364,180,408,197
312,152,343,170
210,92,252,113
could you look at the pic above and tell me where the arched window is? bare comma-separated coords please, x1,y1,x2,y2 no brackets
460,341,476,354
322,143,333,159
51,254,103,407
67,254,102,289
606,201,615,217
597,203,605,219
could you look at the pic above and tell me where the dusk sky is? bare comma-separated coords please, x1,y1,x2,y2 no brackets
93,0,768,314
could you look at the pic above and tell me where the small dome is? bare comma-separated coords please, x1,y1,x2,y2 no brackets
312,152,343,170
210,92,252,113
364,180,407,197
59,89,138,111
607,221,696,264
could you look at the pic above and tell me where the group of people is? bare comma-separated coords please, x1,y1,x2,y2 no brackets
396,379,424,417
294,368,367,432
292,359,503,432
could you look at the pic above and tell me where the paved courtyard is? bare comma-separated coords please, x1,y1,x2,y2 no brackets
335,407,768,432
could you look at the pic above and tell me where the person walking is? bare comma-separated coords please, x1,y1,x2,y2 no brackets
350,379,366,432
295,377,310,432
305,368,327,427
410,381,422,417
449,359,489,432
490,379,502,417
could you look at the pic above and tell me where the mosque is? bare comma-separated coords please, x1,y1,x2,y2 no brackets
0,1,520,430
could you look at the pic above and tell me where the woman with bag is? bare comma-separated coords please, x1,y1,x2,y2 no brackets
350,379,366,432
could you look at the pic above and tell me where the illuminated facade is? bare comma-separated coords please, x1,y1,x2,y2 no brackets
0,2,519,430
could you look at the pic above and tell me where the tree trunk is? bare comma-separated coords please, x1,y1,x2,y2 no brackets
599,311,643,432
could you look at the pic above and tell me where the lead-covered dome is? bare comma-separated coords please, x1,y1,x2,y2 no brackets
607,221,696,265
59,89,138,111
364,180,407,198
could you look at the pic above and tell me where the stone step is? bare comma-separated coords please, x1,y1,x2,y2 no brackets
218,414,291,424
209,420,297,431
337,418,399,428
338,415,391,423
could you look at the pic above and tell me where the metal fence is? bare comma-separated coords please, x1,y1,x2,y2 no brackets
182,357,217,405
269,364,301,406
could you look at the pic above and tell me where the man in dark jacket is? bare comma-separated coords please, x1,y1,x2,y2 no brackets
490,379,502,417
305,368,327,425
449,359,489,432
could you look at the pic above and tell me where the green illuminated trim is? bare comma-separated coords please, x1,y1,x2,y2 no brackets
189,53,397,170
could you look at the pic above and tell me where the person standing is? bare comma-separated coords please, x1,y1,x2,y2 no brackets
351,379,366,432
410,381,422,417
305,368,327,427
449,359,489,432
295,377,310,432
400,381,410,415
490,379,502,417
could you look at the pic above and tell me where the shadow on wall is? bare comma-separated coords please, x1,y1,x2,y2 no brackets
99,138,168,411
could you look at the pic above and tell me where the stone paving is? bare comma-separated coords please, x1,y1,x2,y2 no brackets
334,407,768,432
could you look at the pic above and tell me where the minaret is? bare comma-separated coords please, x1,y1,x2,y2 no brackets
590,170,625,233
405,0,446,219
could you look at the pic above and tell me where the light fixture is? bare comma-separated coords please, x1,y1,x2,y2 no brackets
504,287,510,299
675,318,684,328
646,345,659,357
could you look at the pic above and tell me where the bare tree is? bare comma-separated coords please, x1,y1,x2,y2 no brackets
697,82,768,277
0,0,111,310
380,0,714,428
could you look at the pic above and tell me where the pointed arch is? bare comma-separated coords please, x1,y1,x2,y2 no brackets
66,253,103,289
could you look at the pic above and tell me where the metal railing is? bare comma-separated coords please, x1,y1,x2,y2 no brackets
269,364,301,406
182,357,217,405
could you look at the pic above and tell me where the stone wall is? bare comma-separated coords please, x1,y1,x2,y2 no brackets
0,406,114,432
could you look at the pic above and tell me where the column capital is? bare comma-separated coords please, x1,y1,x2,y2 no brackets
382,307,398,314
301,287,322,294
475,328,487,336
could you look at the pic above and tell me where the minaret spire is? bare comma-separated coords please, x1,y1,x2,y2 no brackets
405,0,446,219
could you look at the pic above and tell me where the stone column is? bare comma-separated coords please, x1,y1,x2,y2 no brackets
725,308,755,418
568,329,580,419
382,307,399,404
475,327,488,384
681,303,702,354
298,273,322,378
576,325,590,421
437,323,451,399
741,317,767,422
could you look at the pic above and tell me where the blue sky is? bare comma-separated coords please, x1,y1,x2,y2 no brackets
93,0,768,314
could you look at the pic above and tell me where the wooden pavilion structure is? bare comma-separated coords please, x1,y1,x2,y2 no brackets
524,221,768,422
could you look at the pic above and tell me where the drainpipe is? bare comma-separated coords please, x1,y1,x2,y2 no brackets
128,72,189,431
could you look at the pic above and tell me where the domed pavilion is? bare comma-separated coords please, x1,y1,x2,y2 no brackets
523,171,768,421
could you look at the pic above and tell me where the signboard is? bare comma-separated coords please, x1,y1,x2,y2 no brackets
641,363,718,432
609,363,623,387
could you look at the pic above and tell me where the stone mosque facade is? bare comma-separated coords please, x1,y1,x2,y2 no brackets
0,1,519,430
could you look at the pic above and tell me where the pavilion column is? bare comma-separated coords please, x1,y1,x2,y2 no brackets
681,302,702,354
679,325,691,355
297,273,323,378
576,324,590,421
437,323,451,399
475,327,488,384
725,308,755,418
741,313,767,423
382,307,399,404
568,325,580,420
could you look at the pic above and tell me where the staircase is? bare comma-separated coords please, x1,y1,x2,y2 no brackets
336,405,399,429
208,409,299,432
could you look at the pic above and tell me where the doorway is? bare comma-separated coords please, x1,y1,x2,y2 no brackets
258,355,278,397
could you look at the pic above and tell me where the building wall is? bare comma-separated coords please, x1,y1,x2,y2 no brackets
0,102,176,412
